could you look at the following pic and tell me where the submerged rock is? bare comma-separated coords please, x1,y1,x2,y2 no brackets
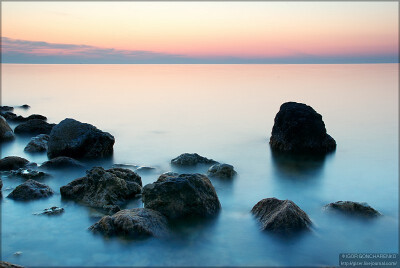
24,134,50,152
9,168,50,180
7,179,54,200
20,104,30,109
207,163,236,179
0,115,15,141
269,102,336,154
60,167,142,208
0,156,29,171
142,173,221,219
40,156,84,169
14,119,55,135
89,208,170,238
34,206,65,216
171,153,217,166
251,198,311,232
324,201,381,217
47,118,115,159
0,106,14,112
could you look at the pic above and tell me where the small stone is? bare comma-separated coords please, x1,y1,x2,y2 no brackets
7,179,54,201
171,153,218,166
324,201,381,217
34,206,65,216
207,163,236,179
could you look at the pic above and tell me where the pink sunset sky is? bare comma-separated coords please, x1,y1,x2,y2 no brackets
1,2,398,63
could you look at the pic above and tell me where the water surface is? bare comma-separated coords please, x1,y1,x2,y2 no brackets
1,64,398,266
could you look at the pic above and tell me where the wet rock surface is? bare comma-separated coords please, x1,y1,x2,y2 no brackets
270,102,336,154
14,119,55,136
0,116,15,141
251,198,312,232
7,179,54,200
47,118,115,159
142,173,221,219
24,134,50,152
207,163,236,179
171,153,217,166
324,201,381,217
9,168,50,180
89,208,170,238
0,156,30,171
60,167,142,208
40,156,84,169
34,206,65,216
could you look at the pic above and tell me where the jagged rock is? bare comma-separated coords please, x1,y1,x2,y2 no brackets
142,173,221,219
251,198,311,232
0,156,29,171
9,168,50,180
0,115,15,141
60,167,142,208
34,206,64,216
7,179,54,200
171,153,217,166
47,118,115,159
324,201,381,217
207,163,236,179
89,208,170,238
24,134,50,152
14,119,55,135
40,156,84,169
270,102,336,154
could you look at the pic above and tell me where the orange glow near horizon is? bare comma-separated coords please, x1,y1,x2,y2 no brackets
1,2,398,60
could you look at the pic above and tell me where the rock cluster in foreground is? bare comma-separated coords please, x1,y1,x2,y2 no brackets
142,173,221,219
270,102,336,154
251,197,311,232
89,208,170,238
60,167,142,209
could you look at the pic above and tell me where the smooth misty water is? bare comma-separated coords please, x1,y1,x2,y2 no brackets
1,64,398,266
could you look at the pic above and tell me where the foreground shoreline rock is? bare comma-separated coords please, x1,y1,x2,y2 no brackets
142,173,221,219
270,102,336,154
251,197,311,232
47,118,115,159
89,208,170,238
60,167,142,209
0,115,15,141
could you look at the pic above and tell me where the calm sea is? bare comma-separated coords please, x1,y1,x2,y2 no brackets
1,64,398,266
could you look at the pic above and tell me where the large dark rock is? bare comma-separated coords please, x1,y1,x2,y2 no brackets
0,156,29,171
24,134,50,152
14,119,55,135
207,163,236,179
7,179,54,200
89,208,170,238
142,173,221,219
270,102,336,154
171,153,217,166
324,201,381,217
40,156,84,169
0,115,15,141
47,118,115,159
60,167,142,209
251,198,311,232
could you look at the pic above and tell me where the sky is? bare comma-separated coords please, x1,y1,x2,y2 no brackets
1,2,399,64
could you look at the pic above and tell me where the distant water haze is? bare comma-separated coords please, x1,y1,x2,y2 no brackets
1,64,398,266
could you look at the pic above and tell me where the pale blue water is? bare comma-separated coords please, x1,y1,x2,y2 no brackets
1,64,398,266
